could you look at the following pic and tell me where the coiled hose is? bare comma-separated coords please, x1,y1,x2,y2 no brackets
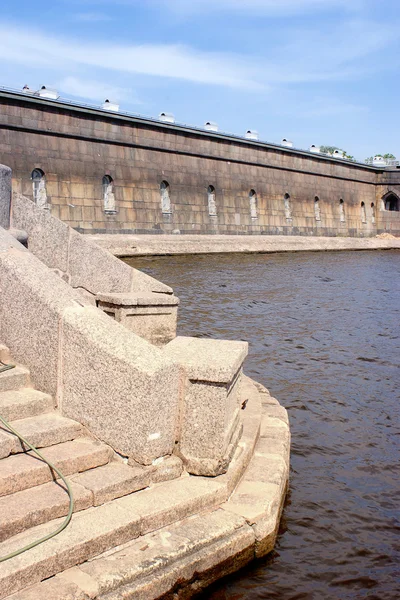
0,362,74,562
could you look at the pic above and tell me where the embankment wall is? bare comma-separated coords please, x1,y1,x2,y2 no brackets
0,90,399,236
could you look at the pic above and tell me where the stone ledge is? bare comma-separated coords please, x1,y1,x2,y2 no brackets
165,336,248,383
96,292,179,306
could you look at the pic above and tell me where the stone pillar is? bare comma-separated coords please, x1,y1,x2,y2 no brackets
165,336,248,476
96,292,179,346
0,164,12,230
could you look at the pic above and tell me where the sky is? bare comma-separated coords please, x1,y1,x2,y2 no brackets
0,0,399,161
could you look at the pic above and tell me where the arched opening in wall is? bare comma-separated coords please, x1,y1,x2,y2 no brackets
284,193,292,221
383,193,399,211
371,202,376,224
160,180,171,214
102,175,116,214
207,185,217,217
249,189,257,220
31,168,47,208
314,196,321,221
361,201,367,223
339,199,345,223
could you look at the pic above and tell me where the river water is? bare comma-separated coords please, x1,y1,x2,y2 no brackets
126,250,400,600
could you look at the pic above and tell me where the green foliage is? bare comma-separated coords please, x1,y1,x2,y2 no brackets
320,145,355,161
365,153,396,162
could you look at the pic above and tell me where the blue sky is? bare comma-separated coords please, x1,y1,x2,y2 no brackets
1,0,399,160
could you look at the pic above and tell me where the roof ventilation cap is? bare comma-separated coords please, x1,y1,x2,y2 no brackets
102,99,119,112
37,86,59,99
281,138,293,148
204,121,218,132
245,130,259,140
159,112,175,123
309,145,321,154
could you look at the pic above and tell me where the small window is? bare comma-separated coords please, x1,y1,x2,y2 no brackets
207,185,217,217
160,180,171,214
383,193,399,211
103,175,116,213
284,193,292,220
339,199,345,223
361,201,367,223
249,189,257,219
31,168,47,208
371,202,375,224
314,196,321,221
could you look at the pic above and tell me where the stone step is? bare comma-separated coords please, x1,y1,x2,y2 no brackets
0,463,151,543
0,413,83,460
0,366,30,394
0,476,224,598
0,389,54,423
71,462,151,506
0,479,92,543
6,509,255,600
0,439,113,497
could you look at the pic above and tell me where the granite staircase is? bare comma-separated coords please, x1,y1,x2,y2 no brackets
0,344,289,600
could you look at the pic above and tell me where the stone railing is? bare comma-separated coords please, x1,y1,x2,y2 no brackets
0,164,249,476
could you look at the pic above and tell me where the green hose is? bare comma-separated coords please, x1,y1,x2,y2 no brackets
0,366,74,562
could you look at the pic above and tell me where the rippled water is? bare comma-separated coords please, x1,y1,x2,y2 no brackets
126,250,400,600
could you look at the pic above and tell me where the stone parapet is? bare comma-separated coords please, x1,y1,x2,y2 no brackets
165,336,248,476
96,292,179,345
0,226,181,465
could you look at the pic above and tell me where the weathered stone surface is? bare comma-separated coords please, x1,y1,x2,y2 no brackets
0,439,112,497
97,292,179,346
116,476,225,536
72,463,151,506
150,455,183,484
6,413,82,455
11,193,70,273
0,366,30,394
165,336,248,383
0,228,89,396
61,305,182,465
0,388,53,422
58,509,252,599
165,336,248,476
0,501,142,599
0,344,11,363
0,479,92,542
96,233,400,256
6,575,91,600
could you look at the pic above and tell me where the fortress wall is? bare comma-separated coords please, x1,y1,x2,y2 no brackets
0,92,399,236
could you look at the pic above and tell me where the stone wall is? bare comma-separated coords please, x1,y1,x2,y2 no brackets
0,90,399,236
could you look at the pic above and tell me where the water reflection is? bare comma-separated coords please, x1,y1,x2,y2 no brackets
126,251,400,600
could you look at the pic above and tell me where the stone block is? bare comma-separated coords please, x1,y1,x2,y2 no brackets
72,463,151,506
165,336,248,476
150,454,183,484
0,439,112,497
61,305,182,465
96,291,179,345
0,228,88,396
11,193,70,273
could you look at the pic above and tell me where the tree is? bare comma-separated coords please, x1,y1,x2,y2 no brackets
320,145,355,161
365,153,396,162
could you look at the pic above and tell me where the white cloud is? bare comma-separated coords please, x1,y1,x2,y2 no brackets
0,17,397,98
56,76,142,104
0,25,262,90
156,0,364,16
